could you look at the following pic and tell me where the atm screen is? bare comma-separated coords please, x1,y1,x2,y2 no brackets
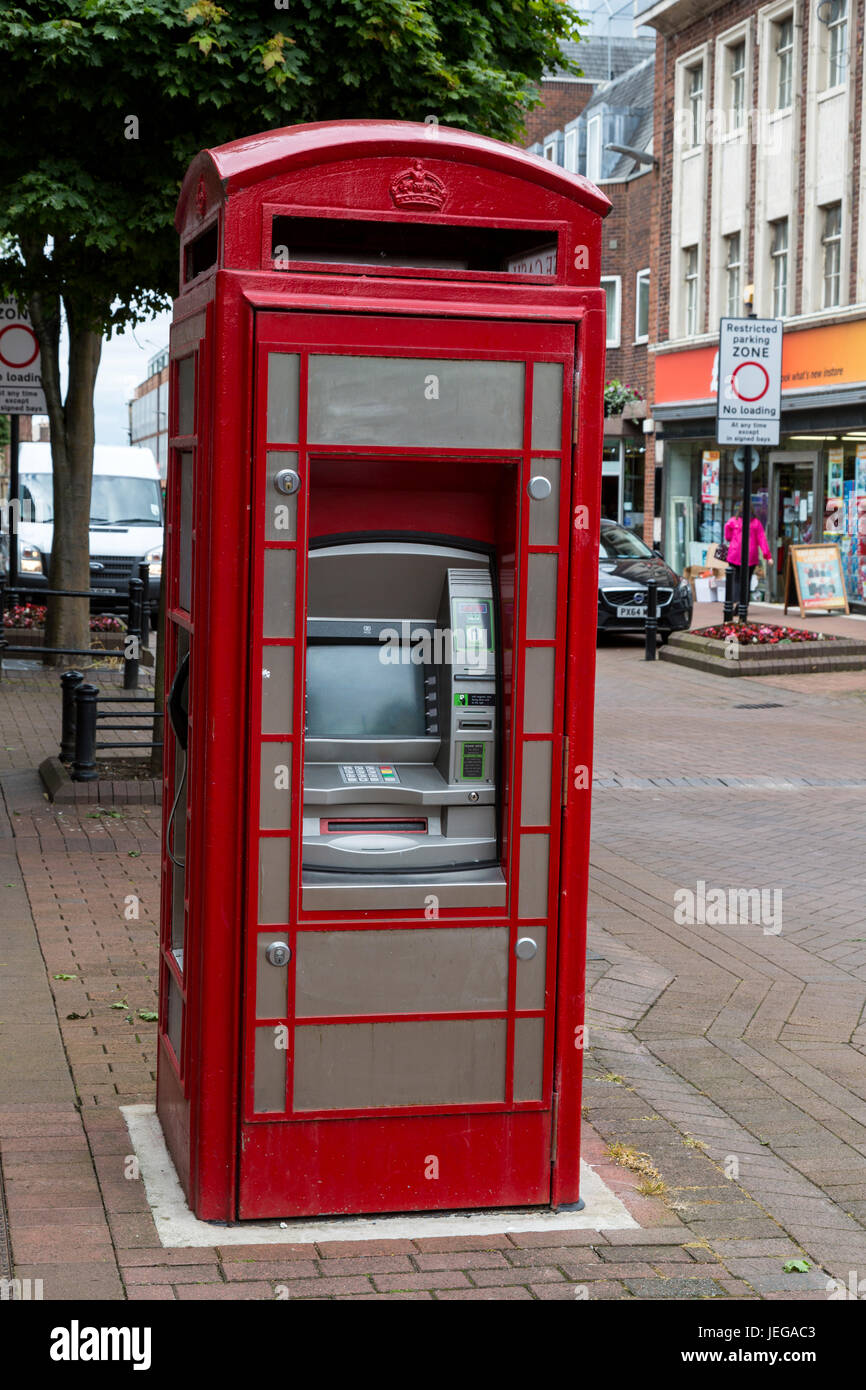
306,644,426,738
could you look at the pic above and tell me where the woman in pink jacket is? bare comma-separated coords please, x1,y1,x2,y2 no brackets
724,504,773,585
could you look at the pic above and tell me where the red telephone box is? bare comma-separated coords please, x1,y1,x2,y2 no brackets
158,121,609,1221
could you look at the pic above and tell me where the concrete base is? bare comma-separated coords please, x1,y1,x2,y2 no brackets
659,629,866,678
121,1103,637,1247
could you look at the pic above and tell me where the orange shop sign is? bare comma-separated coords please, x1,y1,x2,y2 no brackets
654,319,866,404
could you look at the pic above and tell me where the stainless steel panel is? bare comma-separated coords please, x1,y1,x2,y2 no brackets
261,646,294,734
518,834,550,919
526,555,558,640
295,927,509,1017
265,452,299,540
266,353,300,444
263,549,295,638
260,743,292,830
515,926,547,1010
258,836,291,923
177,356,195,437
523,648,555,734
293,1019,507,1110
514,1017,545,1101
307,356,525,448
166,971,183,1061
302,869,507,912
528,457,561,546
307,542,489,620
521,742,552,827
530,362,563,451
256,931,289,1020
254,1025,287,1112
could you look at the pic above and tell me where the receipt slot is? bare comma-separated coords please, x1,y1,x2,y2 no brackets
158,121,609,1220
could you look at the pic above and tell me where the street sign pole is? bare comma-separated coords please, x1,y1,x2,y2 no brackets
8,413,19,590
738,446,751,622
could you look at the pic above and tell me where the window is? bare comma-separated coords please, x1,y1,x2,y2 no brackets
822,203,842,307
635,268,650,342
827,0,847,88
729,42,746,126
725,232,742,317
775,16,793,109
684,246,699,336
564,128,578,173
601,276,621,347
587,115,602,182
771,219,788,317
543,137,558,163
687,64,704,146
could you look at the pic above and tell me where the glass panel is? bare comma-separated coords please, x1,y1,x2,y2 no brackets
260,743,292,829
263,549,295,638
515,927,547,1010
265,452,299,540
528,458,561,546
293,1020,507,1110
523,648,555,734
254,1026,287,1113
514,1017,544,1101
177,356,195,437
295,928,509,1017
521,742,552,827
256,932,289,1020
526,555,558,639
166,971,183,1062
530,363,564,451
266,353,300,444
307,355,525,448
170,624,189,960
258,836,291,923
518,834,550,919
262,646,294,734
178,451,193,613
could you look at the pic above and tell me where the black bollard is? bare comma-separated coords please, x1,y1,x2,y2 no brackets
124,577,143,690
644,579,658,661
72,682,100,782
723,566,736,624
60,669,84,763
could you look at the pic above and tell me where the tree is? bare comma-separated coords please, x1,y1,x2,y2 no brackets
0,0,582,663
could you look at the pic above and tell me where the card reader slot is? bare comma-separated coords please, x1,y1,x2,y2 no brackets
320,817,428,835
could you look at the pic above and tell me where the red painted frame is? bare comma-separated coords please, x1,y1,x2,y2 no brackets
159,121,608,1222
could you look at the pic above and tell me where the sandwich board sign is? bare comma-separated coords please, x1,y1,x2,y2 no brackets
0,299,46,414
717,317,782,447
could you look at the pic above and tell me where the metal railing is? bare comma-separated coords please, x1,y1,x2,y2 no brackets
0,562,152,688
60,671,163,781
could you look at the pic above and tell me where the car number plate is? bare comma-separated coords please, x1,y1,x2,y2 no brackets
616,604,646,618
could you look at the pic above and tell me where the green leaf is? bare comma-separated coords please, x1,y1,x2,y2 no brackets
53,972,78,980
138,1009,158,1022
783,1259,811,1273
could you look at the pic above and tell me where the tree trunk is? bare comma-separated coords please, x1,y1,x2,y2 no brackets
28,289,102,663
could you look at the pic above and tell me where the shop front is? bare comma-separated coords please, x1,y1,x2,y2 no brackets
653,318,866,608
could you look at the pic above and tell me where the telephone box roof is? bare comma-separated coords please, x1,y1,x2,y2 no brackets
176,118,611,230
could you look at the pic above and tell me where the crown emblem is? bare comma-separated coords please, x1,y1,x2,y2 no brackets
195,176,207,219
389,161,447,211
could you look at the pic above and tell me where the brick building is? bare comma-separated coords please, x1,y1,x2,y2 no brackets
639,0,866,608
128,347,169,480
522,36,654,146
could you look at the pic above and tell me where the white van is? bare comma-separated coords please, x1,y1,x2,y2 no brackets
11,443,163,628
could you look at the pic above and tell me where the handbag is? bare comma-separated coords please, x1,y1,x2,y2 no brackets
714,541,729,563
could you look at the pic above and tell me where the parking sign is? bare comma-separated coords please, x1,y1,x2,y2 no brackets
717,317,782,447
0,299,46,414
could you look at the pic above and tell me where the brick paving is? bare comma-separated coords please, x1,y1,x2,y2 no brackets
0,607,864,1300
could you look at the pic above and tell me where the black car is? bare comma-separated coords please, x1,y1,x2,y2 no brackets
597,519,692,640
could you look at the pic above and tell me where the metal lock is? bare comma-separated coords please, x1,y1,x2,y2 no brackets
467,790,480,802
274,468,301,496
527,475,552,501
265,941,291,968
515,937,538,961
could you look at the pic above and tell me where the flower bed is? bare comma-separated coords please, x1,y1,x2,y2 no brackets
3,604,126,633
692,622,829,646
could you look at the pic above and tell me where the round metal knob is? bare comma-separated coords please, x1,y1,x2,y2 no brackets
265,941,291,967
515,937,538,961
274,468,301,496
527,475,552,501
468,791,480,803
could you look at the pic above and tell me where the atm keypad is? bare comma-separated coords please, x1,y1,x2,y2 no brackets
339,764,400,785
